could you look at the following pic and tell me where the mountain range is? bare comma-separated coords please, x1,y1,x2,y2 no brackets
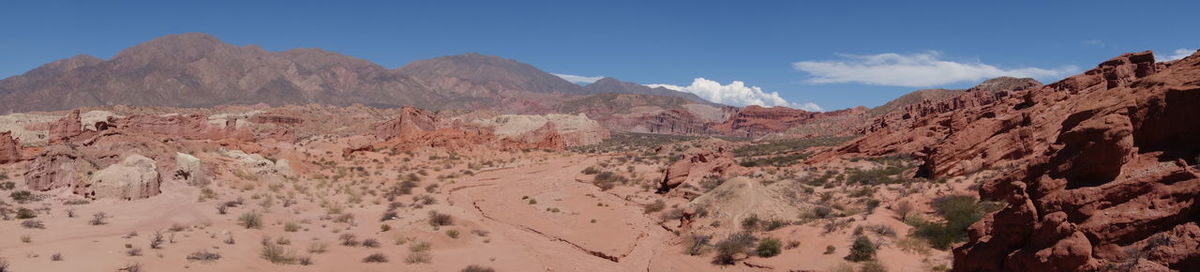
0,33,708,114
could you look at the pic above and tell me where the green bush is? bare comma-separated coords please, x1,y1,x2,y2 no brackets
261,240,297,264
911,195,997,249
755,237,782,257
428,211,454,226
712,232,757,265
238,211,262,229
845,235,876,262
593,171,628,191
10,190,35,202
16,207,36,219
362,253,388,263
461,265,496,272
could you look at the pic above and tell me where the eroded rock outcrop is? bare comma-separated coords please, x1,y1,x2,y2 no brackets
712,105,868,137
48,109,85,144
0,131,20,164
374,107,438,141
173,152,208,186
833,50,1200,271
88,154,161,200
471,113,610,148
657,147,737,196
24,146,97,194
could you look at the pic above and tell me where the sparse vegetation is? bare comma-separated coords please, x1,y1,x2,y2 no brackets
428,211,454,226
643,200,666,214
894,200,913,220
362,238,381,248
733,136,854,157
21,220,44,229
284,222,301,232
261,238,298,264
149,231,165,249
756,237,782,257
910,195,998,249
461,265,497,272
238,211,262,229
846,235,877,262
90,212,108,225
406,241,433,264
713,232,757,265
686,234,710,256
860,260,888,272
362,253,388,263
592,171,628,190
9,190,34,203
186,250,221,263
15,207,36,219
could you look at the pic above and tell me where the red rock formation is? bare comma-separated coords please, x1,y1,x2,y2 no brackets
0,131,20,164
116,114,252,141
863,77,1042,134
643,109,712,135
374,107,438,140
832,50,1200,271
519,122,566,150
712,105,867,137
24,145,96,195
48,109,84,144
249,114,303,125
657,147,737,197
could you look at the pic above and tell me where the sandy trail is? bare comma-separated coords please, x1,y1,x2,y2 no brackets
446,155,680,271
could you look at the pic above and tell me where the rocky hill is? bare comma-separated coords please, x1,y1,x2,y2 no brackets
830,50,1200,271
0,33,709,115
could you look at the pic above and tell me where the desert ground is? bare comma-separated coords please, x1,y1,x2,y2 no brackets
0,105,984,272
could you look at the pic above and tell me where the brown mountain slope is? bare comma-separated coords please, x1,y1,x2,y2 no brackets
582,77,710,104
0,33,447,112
0,33,693,114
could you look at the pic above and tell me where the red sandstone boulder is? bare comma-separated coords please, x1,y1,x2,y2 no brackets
656,147,737,196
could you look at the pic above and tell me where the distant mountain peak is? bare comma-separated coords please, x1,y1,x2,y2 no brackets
581,77,714,105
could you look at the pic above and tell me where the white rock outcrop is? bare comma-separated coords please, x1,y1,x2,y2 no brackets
89,154,161,200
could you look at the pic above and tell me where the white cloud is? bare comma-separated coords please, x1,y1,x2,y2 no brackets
792,51,1079,88
1163,48,1195,61
646,78,823,111
552,73,603,84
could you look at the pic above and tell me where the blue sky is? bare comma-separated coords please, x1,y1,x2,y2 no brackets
1,0,1196,110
